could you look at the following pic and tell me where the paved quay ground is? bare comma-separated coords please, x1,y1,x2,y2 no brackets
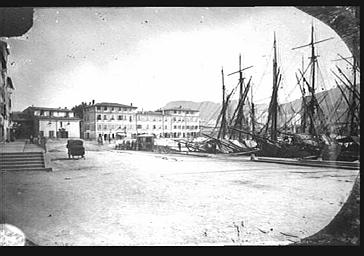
1,139,359,245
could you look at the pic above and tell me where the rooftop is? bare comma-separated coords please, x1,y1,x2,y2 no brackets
157,107,199,112
137,111,163,116
84,102,137,109
24,106,73,112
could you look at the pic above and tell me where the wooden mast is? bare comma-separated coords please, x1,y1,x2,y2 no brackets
218,67,227,139
271,32,278,141
265,32,279,141
292,23,333,137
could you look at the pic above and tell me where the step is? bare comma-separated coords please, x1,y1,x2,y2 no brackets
0,164,45,170
0,155,44,160
1,167,52,172
0,152,43,155
1,160,45,165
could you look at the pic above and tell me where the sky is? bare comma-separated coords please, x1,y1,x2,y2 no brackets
3,7,353,111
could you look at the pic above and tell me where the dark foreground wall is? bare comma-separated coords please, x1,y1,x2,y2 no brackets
0,8,34,37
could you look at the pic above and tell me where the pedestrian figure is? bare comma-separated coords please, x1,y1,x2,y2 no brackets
29,134,34,144
178,142,181,152
40,136,47,153
98,134,103,145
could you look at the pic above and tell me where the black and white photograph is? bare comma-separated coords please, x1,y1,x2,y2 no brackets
0,6,360,246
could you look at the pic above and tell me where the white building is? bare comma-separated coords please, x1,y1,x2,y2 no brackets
82,102,201,140
82,102,137,140
22,106,81,138
136,106,200,138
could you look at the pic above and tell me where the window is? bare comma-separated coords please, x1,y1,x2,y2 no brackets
165,126,167,129
103,115,107,120
118,115,122,120
97,125,102,130
153,125,156,129
137,124,142,129
178,125,181,129
174,111,177,114
103,125,107,130
111,115,115,120
111,107,114,111
97,106,101,110
39,131,44,137
129,116,132,122
182,126,184,129
173,125,177,129
119,107,122,111
97,115,101,120
60,121,63,128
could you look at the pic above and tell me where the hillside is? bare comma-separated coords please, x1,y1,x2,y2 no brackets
162,85,357,127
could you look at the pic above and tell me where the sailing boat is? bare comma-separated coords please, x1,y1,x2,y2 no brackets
327,33,360,162
237,28,335,159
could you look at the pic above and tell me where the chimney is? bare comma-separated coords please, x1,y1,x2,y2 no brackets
130,103,133,107
92,99,95,105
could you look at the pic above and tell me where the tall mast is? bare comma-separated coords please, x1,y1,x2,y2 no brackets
238,54,243,140
251,82,255,134
219,67,226,139
301,55,307,133
292,23,333,137
349,34,358,136
270,32,278,141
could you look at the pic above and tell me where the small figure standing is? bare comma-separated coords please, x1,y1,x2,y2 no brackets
40,136,47,153
29,134,34,144
98,134,103,145
178,142,181,152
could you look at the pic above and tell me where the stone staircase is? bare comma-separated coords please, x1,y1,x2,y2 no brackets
0,152,52,172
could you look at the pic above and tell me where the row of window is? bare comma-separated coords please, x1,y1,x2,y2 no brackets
95,106,134,112
93,114,199,123
88,123,200,131
34,110,74,118
95,124,134,131
97,114,133,122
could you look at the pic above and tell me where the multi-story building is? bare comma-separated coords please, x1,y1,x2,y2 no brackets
22,106,81,138
82,102,137,140
156,107,200,138
0,39,14,142
82,102,201,140
135,107,200,138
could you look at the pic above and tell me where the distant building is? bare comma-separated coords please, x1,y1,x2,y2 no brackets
21,106,81,138
82,103,201,140
0,40,14,142
155,106,200,138
82,102,137,141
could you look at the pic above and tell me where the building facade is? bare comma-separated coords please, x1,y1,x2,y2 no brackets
82,102,138,140
154,107,200,138
0,40,14,142
82,103,201,140
22,106,81,138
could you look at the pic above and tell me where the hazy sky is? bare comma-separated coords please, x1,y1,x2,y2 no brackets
4,7,353,111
